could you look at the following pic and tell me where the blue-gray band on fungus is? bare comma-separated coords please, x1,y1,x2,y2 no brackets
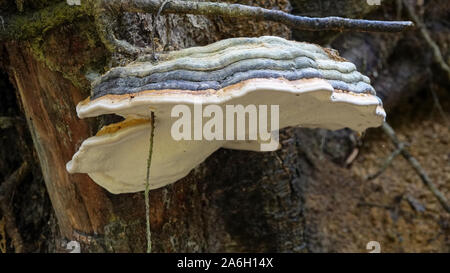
92,36,376,99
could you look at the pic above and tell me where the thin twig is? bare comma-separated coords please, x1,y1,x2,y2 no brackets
430,86,449,126
96,0,413,55
102,0,414,32
95,9,152,55
145,111,155,253
403,0,450,80
0,161,30,253
357,201,393,210
345,147,359,166
0,0,414,43
150,0,171,61
381,122,450,213
366,143,404,180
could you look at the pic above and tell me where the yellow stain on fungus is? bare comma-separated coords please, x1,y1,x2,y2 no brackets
96,118,150,136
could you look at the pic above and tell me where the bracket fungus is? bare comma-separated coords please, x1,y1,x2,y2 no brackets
66,36,385,194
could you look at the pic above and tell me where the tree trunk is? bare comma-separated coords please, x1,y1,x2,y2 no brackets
1,0,448,252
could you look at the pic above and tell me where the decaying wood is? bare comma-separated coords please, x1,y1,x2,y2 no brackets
5,44,115,246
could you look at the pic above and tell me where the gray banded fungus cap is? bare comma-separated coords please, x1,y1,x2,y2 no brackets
66,36,386,194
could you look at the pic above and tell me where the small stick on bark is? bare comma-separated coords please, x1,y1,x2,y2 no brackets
381,122,450,213
345,147,359,166
96,0,414,55
101,0,414,32
150,0,171,61
0,1,414,50
0,161,30,253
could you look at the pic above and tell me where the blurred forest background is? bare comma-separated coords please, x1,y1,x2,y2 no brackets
0,0,448,252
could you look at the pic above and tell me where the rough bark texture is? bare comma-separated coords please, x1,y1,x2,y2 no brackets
0,0,448,252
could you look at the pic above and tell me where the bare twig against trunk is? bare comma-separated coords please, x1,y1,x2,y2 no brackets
101,0,414,32
98,0,414,55
0,0,413,43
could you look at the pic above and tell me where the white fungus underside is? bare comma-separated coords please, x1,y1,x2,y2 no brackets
67,78,385,194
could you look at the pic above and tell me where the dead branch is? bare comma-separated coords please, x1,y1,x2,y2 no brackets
381,122,450,213
150,0,171,60
0,161,31,253
94,10,148,55
403,0,450,80
97,0,414,55
103,0,414,32
0,0,413,44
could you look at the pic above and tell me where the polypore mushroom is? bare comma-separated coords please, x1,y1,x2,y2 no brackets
66,36,385,194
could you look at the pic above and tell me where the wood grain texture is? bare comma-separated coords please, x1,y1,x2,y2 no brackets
6,43,111,238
